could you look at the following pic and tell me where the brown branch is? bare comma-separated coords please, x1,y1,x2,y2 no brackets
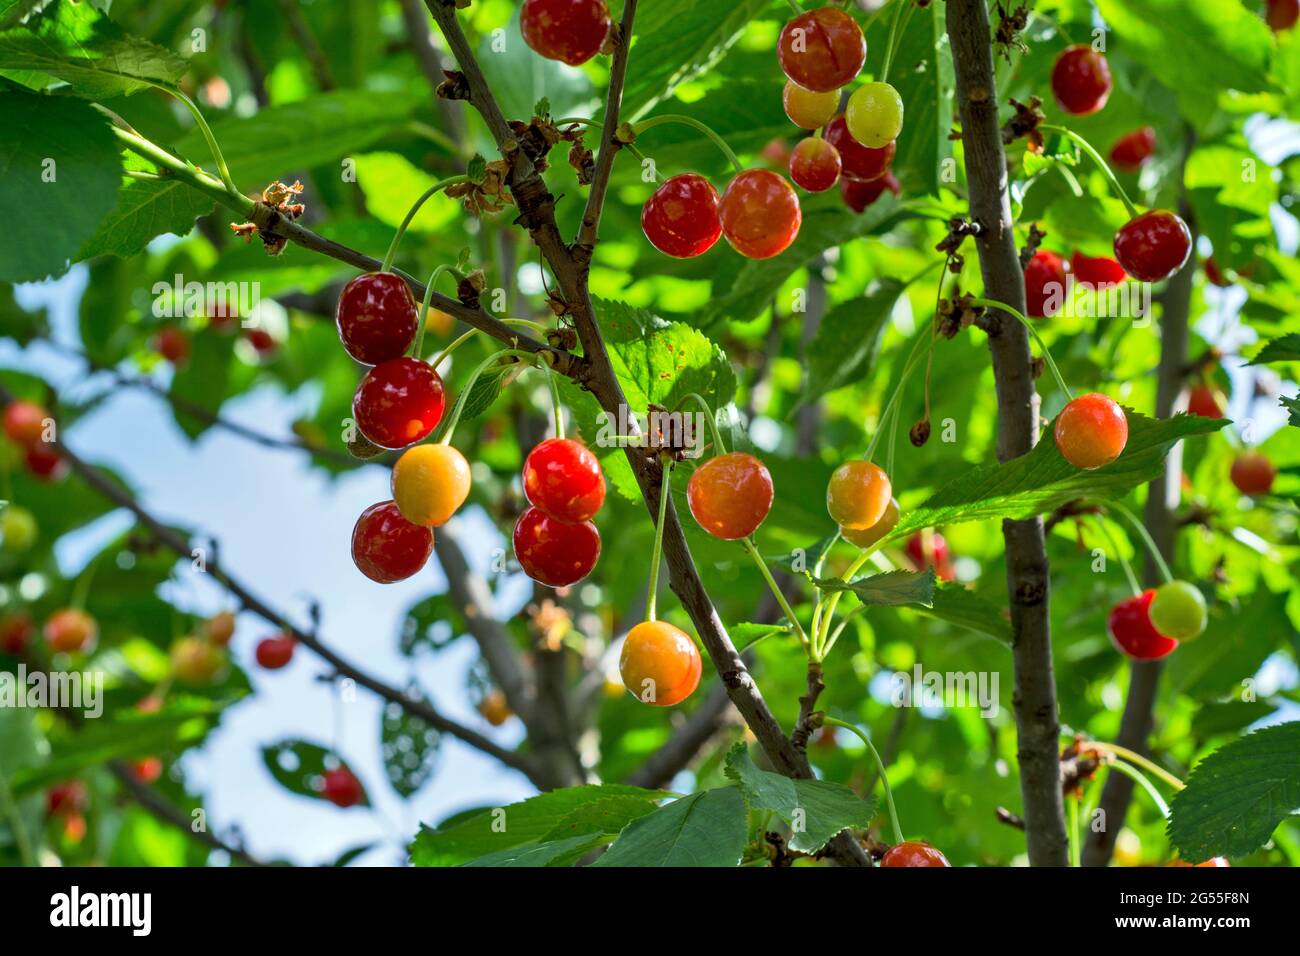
945,0,1068,866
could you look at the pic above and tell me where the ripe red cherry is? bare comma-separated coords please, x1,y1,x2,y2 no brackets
351,500,434,583
718,169,802,259
826,115,895,182
45,608,97,653
1024,250,1070,318
1,612,34,655
336,272,418,366
1108,590,1178,661
1113,210,1193,283
24,441,65,481
881,841,951,867
1268,0,1299,31
243,327,277,356
687,452,774,540
131,756,163,783
789,137,842,193
1230,452,1276,496
1187,384,1224,419
255,633,296,670
1050,44,1112,115
320,767,365,808
905,532,955,582
353,357,446,449
1054,393,1128,470
777,6,866,93
523,438,606,523
153,326,190,364
641,174,722,259
513,506,601,588
1110,127,1156,173
841,171,900,213
1070,251,1126,288
520,0,611,66
4,399,48,446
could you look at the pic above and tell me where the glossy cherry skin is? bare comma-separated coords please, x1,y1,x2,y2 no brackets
1113,210,1193,283
24,441,65,481
687,452,774,540
789,137,842,193
845,81,904,148
170,636,227,684
206,610,236,647
1230,451,1276,496
905,532,955,582
881,841,951,867
619,620,702,706
777,6,866,93
255,633,296,670
521,0,610,66
1149,581,1207,641
641,174,722,259
827,461,892,530
353,357,446,449
1187,384,1224,420
44,609,96,653
393,443,472,527
718,169,802,259
826,115,895,182
479,690,512,726
841,497,899,550
1070,251,1126,288
1024,250,1070,318
1108,590,1178,661
1110,127,1156,173
513,507,601,588
1051,45,1112,115
523,438,606,523
336,272,418,366
153,326,190,364
352,501,434,583
1268,0,1299,32
320,767,365,808
1054,393,1128,469
4,399,49,446
841,171,900,213
783,80,839,130
1,612,34,655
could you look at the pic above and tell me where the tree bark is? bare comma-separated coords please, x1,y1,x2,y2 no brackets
945,0,1068,866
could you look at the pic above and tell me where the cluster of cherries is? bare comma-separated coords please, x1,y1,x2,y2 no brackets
149,301,280,369
3,398,65,481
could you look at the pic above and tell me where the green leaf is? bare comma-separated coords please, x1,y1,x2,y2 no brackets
410,784,666,866
0,90,120,282
78,150,214,260
399,592,465,656
380,686,441,799
0,284,49,345
261,738,369,806
915,584,1013,646
800,279,903,405
1166,589,1295,699
593,787,747,866
1248,334,1300,366
461,833,610,868
724,744,877,854
811,568,936,608
1281,394,1300,428
891,409,1227,537
1167,721,1300,862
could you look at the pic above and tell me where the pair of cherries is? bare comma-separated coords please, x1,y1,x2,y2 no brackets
641,169,802,261
1024,249,1130,318
3,399,65,482
514,438,607,588
1109,581,1207,661
1026,215,1190,302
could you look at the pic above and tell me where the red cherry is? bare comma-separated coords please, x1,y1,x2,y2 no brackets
320,767,365,808
153,326,191,365
336,272,419,366
718,169,802,259
25,441,66,481
255,633,296,670
513,506,600,588
1204,256,1231,287
1108,590,1178,661
687,452,774,540
131,756,164,783
351,500,434,583
1114,210,1193,283
4,400,49,446
1054,393,1128,469
641,174,722,259
1110,127,1156,172
1268,0,1299,31
1024,250,1070,318
841,171,900,213
46,780,88,816
825,115,895,182
208,298,239,332
242,327,278,356
353,357,446,449
1230,452,1276,496
1,612,34,655
1051,45,1112,115
523,438,606,523
789,137,842,193
1070,251,1126,288
1187,384,1224,420
881,841,951,867
44,608,97,653
777,6,867,93
520,0,611,66
905,532,955,582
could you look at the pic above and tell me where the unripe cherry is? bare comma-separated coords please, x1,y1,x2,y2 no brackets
718,169,802,259
826,461,891,530
641,174,722,259
687,452,774,540
1229,452,1276,496
783,80,839,130
789,137,842,193
777,6,866,93
1051,44,1112,115
1113,210,1192,283
351,500,434,583
392,443,472,527
1054,393,1128,470
1148,581,1207,641
205,610,236,647
845,82,903,149
619,620,702,706
170,636,227,684
336,272,418,366
522,438,606,523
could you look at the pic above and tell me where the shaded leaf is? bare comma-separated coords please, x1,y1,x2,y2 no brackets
593,787,747,867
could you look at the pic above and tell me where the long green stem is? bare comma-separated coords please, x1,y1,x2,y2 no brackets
415,265,457,360
156,83,239,198
679,392,727,456
380,177,467,274
880,0,912,84
1093,741,1185,792
821,603,869,658
431,329,479,369
0,769,34,867
1068,793,1081,866
815,548,876,656
647,459,673,622
1040,124,1140,220
635,115,743,174
742,537,810,653
438,348,536,445
543,362,565,440
1108,758,1171,817
969,296,1074,399
1106,502,1175,584
823,717,904,845
1091,515,1142,597
111,126,252,213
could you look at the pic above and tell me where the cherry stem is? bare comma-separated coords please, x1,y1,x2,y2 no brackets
968,296,1074,399
1106,502,1175,584
822,717,904,844
865,324,931,464
430,329,479,369
1106,758,1171,818
785,0,805,15
1039,124,1140,220
821,602,867,658
415,264,458,360
1091,515,1142,597
380,176,468,274
1068,793,1081,867
0,772,34,867
634,115,744,174
742,537,811,654
543,362,565,440
1092,741,1186,792
809,529,842,640
815,547,877,657
646,456,674,622
110,126,252,214
880,0,913,85
679,392,727,456
438,348,536,446
155,83,240,199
